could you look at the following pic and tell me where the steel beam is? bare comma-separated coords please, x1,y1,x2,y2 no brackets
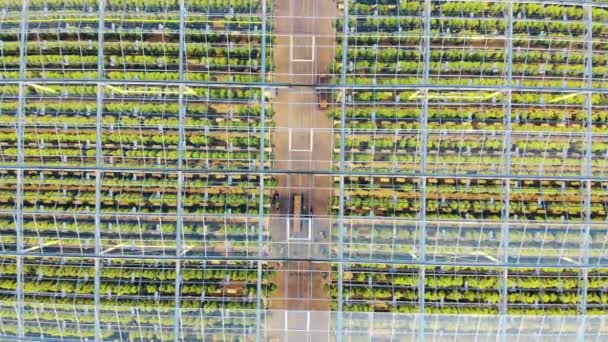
93,3,105,339
337,0,350,340
577,2,593,334
418,2,432,340
174,1,187,341
15,0,29,339
0,164,607,181
6,78,608,94
256,1,268,341
579,2,593,322
0,250,605,268
499,6,514,341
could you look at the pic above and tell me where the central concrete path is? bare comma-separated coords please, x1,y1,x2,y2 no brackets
266,0,339,318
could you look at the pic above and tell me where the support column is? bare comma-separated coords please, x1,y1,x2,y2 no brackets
418,1,431,341
337,0,350,340
256,1,268,341
579,5,593,341
16,0,29,339
174,1,186,340
581,0,593,313
499,5,514,340
93,1,105,341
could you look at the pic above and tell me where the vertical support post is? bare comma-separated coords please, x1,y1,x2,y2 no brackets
500,5,514,341
174,1,186,341
337,0,350,340
256,1,268,341
94,1,105,341
582,0,593,310
418,1,431,340
15,86,24,340
16,0,29,339
579,4,593,336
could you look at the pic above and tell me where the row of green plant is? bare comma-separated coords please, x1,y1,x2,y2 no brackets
334,177,607,220
351,1,608,22
15,55,265,70
339,119,596,132
332,106,606,127
334,147,603,176
11,171,274,189
0,259,274,300
346,16,608,38
0,148,272,168
0,260,268,282
0,299,260,341
328,264,608,314
342,90,605,105
0,170,272,246
336,156,589,176
337,74,604,89
337,239,603,260
0,186,267,215
335,223,600,248
337,25,596,50
0,100,268,117
0,235,261,254
17,192,262,212
339,135,599,154
0,84,262,99
0,0,272,83
0,70,266,82
336,197,593,221
0,0,265,12
338,31,602,50
333,112,605,132
0,24,268,43
336,59,601,79
0,131,267,149
335,1,608,91
1,41,261,57
339,48,600,66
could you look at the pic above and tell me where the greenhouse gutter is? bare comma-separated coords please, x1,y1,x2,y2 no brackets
9,79,608,94
1,165,605,182
2,252,607,269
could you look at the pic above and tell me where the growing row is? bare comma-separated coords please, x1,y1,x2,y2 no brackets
0,258,275,308
328,264,608,315
333,176,608,222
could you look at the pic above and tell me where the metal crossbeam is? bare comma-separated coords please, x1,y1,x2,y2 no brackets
0,250,606,268
6,78,608,94
0,164,607,181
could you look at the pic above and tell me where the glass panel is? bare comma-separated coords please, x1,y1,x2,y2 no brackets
26,1,99,80
507,268,581,315
340,263,420,313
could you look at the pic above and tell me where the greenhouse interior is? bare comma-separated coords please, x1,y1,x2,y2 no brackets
2,0,608,340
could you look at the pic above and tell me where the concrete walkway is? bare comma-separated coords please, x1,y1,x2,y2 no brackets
266,0,339,314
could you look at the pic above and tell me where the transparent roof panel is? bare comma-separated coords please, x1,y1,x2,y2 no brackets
2,0,608,340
